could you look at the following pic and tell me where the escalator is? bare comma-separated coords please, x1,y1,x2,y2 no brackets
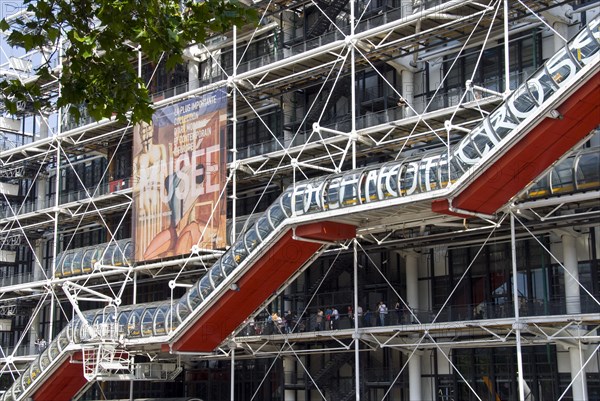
1,15,599,401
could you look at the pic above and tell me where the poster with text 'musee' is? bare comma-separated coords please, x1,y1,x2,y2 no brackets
132,90,227,262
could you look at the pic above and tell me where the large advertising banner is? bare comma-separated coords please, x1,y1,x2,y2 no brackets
132,89,227,262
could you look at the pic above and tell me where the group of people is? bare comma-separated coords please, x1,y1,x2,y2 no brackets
362,301,414,327
315,306,344,330
241,301,416,336
318,301,415,329
34,337,47,352
243,311,306,335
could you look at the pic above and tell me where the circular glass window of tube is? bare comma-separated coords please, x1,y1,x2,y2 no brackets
127,309,142,337
377,161,401,200
186,282,202,310
302,178,327,213
358,167,379,204
267,203,286,230
30,359,41,380
153,303,170,336
165,305,176,331
221,250,237,276
10,383,21,399
176,300,191,324
210,260,226,288
280,188,293,216
141,307,156,337
92,245,105,267
71,319,82,344
255,215,273,241
20,369,32,391
117,310,131,336
48,341,60,359
243,227,260,254
123,241,133,265
101,243,117,266
61,251,74,277
71,249,83,275
81,247,94,273
198,274,213,300
57,329,69,350
10,383,21,400
575,150,600,190
231,240,248,266
39,349,51,370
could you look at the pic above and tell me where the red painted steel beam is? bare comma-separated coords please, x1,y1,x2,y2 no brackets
33,352,86,401
433,71,599,216
173,221,356,352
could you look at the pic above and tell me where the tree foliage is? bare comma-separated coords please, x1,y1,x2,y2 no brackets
0,0,257,123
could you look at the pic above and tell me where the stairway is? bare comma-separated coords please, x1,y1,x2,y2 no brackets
307,0,350,38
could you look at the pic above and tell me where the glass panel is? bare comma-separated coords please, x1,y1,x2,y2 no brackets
40,349,51,370
418,154,441,192
575,151,600,190
113,244,126,266
529,67,558,104
102,243,116,265
123,241,133,265
71,250,83,275
20,369,32,391
399,161,418,195
377,162,400,200
153,304,169,335
186,283,202,310
340,172,360,207
82,248,94,273
325,176,342,210
118,310,131,335
231,237,249,266
141,307,156,336
176,302,190,324
550,159,574,194
92,245,104,265
57,330,69,350
72,319,83,343
455,135,481,167
360,168,379,203
166,306,176,331
546,47,579,87
301,178,326,213
506,83,539,121
279,188,293,216
61,252,74,277
221,250,237,276
255,215,273,241
30,360,41,380
210,261,226,288
487,104,519,140
48,341,60,359
243,227,260,254
127,310,142,337
199,274,213,299
527,175,550,198
568,23,600,66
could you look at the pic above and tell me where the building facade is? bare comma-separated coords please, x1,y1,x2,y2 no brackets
0,0,599,400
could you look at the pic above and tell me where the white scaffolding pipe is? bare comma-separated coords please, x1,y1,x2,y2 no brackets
503,0,511,95
353,239,360,400
232,26,238,244
510,213,526,401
